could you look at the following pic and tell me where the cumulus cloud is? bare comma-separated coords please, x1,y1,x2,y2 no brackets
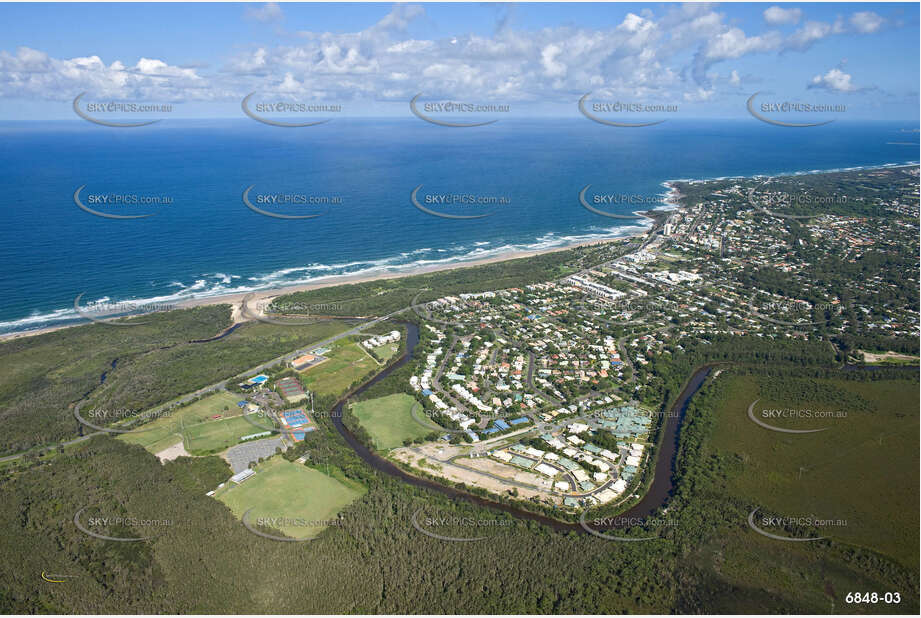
808,66,865,92
764,6,802,26
781,10,886,53
850,11,885,34
692,27,782,84
230,4,695,101
0,46,211,101
0,3,895,106
784,21,832,51
702,27,782,61
540,44,566,78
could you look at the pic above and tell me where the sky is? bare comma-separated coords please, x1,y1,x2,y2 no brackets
0,2,917,120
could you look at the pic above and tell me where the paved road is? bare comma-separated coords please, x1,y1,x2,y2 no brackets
409,446,551,494
0,432,104,463
411,444,612,500
507,451,580,493
6,222,661,466
1,309,410,463
431,335,470,413
525,350,563,407
138,307,412,419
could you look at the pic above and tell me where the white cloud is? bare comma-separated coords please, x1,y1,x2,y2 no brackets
850,11,885,34
618,13,652,34
781,9,885,52
230,47,268,73
540,44,566,78
692,27,781,84
277,72,302,93
372,3,424,32
702,28,782,61
386,40,435,54
0,46,209,101
245,2,283,23
809,67,859,92
784,21,832,51
0,4,894,107
659,8,724,55
230,4,699,100
764,6,802,26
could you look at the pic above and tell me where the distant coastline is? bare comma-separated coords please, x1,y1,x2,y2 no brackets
663,160,917,186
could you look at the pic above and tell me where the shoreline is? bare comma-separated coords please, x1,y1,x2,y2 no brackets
662,160,917,186
2,159,914,343
0,229,654,343
174,231,652,314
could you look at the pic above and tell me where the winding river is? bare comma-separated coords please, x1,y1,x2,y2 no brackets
330,321,714,532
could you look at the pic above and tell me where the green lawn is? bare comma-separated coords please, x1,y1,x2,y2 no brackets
183,415,264,454
215,457,364,539
119,391,259,455
371,342,399,362
298,339,377,397
707,374,919,568
351,393,432,450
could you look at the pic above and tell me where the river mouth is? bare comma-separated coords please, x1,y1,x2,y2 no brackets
329,321,713,532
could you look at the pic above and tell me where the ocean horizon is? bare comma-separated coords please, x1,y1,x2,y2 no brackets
0,118,916,335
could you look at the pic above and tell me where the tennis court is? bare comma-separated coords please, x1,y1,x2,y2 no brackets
276,376,307,402
279,409,314,442
281,410,308,425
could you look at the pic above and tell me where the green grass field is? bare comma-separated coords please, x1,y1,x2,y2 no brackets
707,374,919,568
119,391,262,455
371,342,399,362
183,415,264,453
298,339,377,397
351,393,432,450
215,457,365,539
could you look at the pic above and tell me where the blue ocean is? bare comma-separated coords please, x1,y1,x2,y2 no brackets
0,118,916,334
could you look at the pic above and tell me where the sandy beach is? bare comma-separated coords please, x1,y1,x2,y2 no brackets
181,231,650,307
177,192,677,323
0,227,658,343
